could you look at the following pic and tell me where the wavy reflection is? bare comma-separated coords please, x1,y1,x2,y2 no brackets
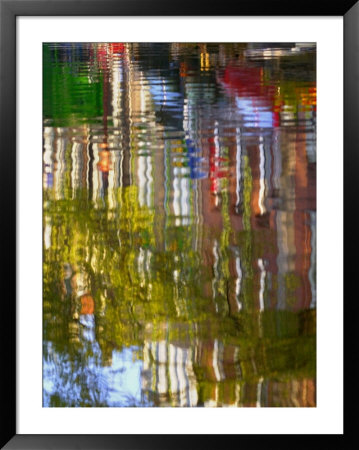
43,42,316,407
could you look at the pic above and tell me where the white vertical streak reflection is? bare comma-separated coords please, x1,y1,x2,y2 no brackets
258,258,266,339
169,344,178,401
258,258,266,311
235,254,242,311
108,152,117,210
177,347,189,406
146,155,153,208
43,127,54,190
256,376,264,407
212,339,225,382
44,216,52,250
214,121,220,157
180,176,190,225
173,167,181,226
138,156,146,207
92,144,102,206
71,142,82,198
186,348,198,407
157,341,167,395
54,133,66,200
142,341,151,393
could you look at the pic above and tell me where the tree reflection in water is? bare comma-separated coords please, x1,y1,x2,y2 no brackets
43,42,316,407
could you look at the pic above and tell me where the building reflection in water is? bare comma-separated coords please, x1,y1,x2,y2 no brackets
43,42,316,407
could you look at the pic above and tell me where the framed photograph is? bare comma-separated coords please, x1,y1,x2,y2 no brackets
1,1,355,448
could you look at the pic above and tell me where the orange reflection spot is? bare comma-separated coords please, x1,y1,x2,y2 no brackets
80,294,94,315
180,62,188,77
97,150,111,172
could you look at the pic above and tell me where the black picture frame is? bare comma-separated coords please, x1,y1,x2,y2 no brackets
1,1,356,448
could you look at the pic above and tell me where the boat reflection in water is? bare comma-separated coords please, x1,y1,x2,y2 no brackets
43,43,316,407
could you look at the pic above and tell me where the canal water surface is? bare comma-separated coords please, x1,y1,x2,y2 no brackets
43,43,316,407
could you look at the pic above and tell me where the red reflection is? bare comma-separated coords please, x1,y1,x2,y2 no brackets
80,294,95,315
